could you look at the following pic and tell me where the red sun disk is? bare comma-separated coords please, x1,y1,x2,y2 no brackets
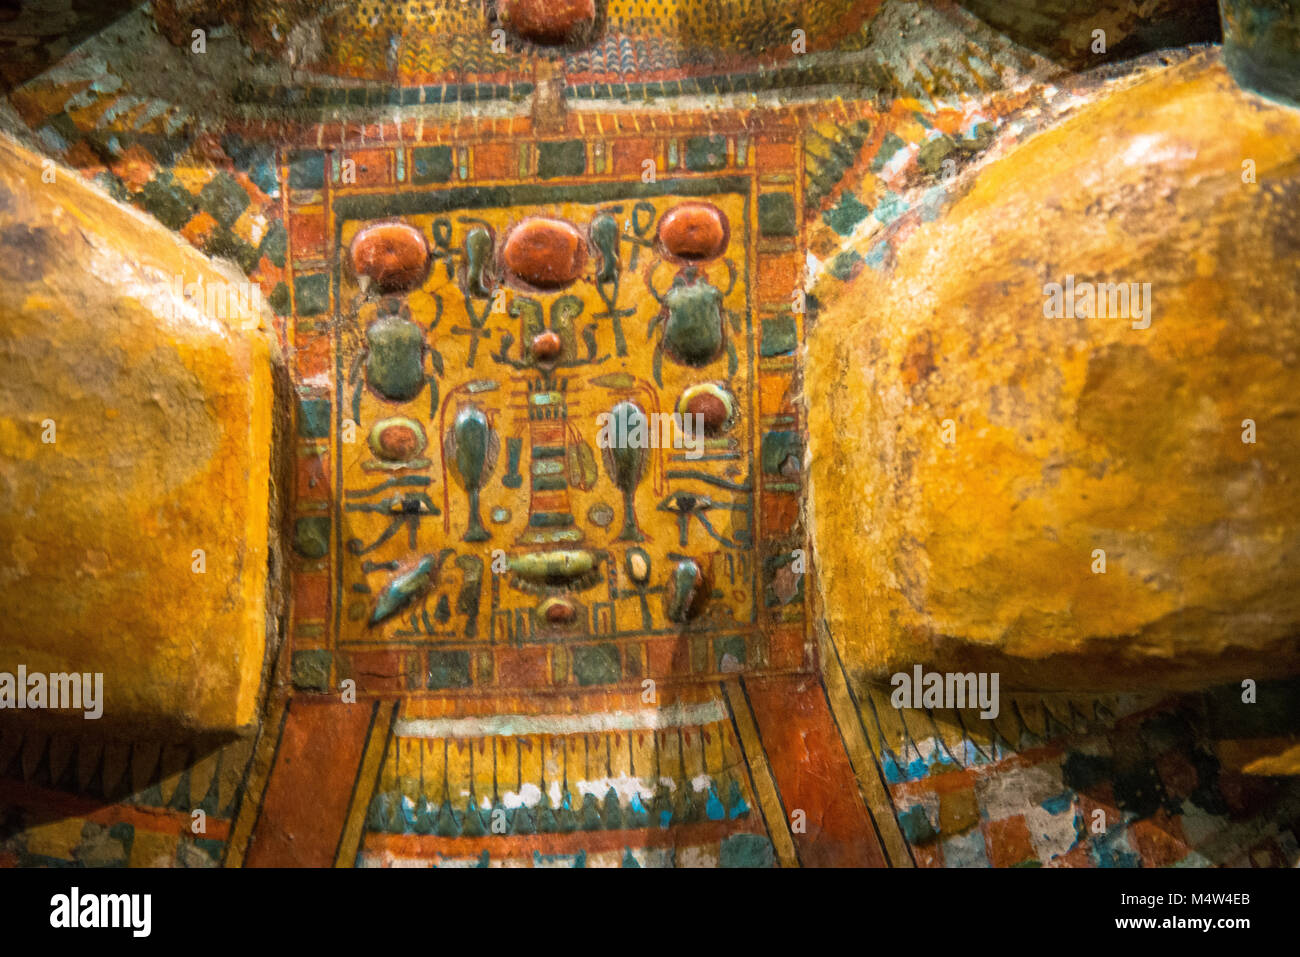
349,222,429,292
531,330,564,361
685,391,730,434
503,0,597,45
502,218,587,289
377,425,421,460
544,600,577,623
658,202,729,262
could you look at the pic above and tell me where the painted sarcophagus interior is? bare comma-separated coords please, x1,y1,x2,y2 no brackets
0,0,1299,875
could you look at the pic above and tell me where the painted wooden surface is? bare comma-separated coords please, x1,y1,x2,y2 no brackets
0,0,1298,870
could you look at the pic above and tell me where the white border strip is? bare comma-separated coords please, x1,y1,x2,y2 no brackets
394,700,728,739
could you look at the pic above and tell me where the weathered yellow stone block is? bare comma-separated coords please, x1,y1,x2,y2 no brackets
0,133,281,732
808,53,1300,691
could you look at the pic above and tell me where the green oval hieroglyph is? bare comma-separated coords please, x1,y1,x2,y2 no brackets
365,313,425,402
508,550,600,584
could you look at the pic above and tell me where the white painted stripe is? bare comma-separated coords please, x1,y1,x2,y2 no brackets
394,700,727,739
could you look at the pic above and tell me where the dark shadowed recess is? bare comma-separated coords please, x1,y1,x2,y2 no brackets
958,0,1223,69
0,0,141,93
